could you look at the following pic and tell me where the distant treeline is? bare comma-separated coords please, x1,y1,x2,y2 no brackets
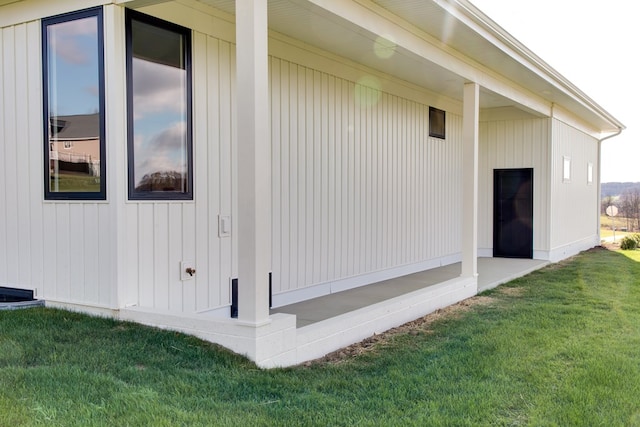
601,182,640,198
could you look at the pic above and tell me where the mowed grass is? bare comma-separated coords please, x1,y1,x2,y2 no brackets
601,214,635,238
50,173,100,192
600,229,630,239
2,248,640,426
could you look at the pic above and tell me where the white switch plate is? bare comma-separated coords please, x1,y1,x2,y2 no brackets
218,215,231,237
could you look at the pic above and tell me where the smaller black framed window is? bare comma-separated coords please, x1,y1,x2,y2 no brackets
126,10,193,200
42,7,106,200
429,106,446,139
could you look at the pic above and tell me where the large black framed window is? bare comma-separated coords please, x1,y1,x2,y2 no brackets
125,10,193,200
42,7,106,200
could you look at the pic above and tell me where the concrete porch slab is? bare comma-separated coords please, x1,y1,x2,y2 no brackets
272,257,548,328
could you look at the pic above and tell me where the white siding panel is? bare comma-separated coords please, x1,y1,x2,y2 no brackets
27,20,44,296
0,19,116,307
478,118,551,255
193,31,210,312
69,204,85,300
168,203,183,312
271,58,282,292
126,31,234,314
182,202,196,312
2,26,19,288
0,27,8,287
125,204,141,304
1,23,44,294
153,204,170,310
97,203,113,305
270,58,463,295
0,8,236,313
224,41,238,305
219,39,234,308
550,119,599,250
15,24,32,289
55,205,71,301
137,203,155,306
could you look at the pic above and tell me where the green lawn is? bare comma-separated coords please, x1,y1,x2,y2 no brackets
50,173,100,192
600,229,630,239
601,214,635,237
2,248,640,426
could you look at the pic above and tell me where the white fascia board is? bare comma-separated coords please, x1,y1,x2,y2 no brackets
552,104,601,139
448,0,625,132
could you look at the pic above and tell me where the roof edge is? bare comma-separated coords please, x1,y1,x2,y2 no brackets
445,0,625,132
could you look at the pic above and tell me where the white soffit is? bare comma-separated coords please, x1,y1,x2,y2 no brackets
196,0,623,131
201,0,490,109
373,0,624,132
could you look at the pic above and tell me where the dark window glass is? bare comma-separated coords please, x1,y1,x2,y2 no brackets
126,10,193,200
42,7,105,199
429,106,446,139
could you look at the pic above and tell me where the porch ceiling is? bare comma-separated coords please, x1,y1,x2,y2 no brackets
197,0,622,132
200,0,511,110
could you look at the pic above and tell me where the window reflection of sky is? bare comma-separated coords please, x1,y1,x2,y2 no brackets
46,15,102,194
132,57,187,186
48,17,99,116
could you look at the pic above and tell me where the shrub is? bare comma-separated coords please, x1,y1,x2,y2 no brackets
620,235,638,250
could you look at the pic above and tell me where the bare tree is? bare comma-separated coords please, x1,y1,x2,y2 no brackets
619,189,640,231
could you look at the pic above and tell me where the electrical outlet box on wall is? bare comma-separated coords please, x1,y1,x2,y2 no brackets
180,261,196,281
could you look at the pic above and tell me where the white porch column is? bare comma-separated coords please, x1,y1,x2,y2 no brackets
461,82,479,279
236,0,271,324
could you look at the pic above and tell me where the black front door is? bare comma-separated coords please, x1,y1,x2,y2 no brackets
493,168,533,258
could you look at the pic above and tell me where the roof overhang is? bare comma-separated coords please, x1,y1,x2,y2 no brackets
193,0,623,136
441,0,625,134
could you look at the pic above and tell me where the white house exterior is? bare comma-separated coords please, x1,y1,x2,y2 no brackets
0,0,624,367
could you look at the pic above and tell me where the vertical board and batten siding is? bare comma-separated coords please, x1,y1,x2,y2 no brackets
0,3,236,314
2,3,465,310
478,118,550,256
109,2,236,315
270,56,463,295
2,0,464,315
0,21,116,307
549,119,599,250
122,24,235,313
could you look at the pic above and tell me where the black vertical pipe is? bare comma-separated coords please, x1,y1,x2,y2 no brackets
230,278,238,318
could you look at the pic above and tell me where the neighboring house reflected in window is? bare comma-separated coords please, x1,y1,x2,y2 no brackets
126,10,193,200
42,7,105,199
50,114,100,177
